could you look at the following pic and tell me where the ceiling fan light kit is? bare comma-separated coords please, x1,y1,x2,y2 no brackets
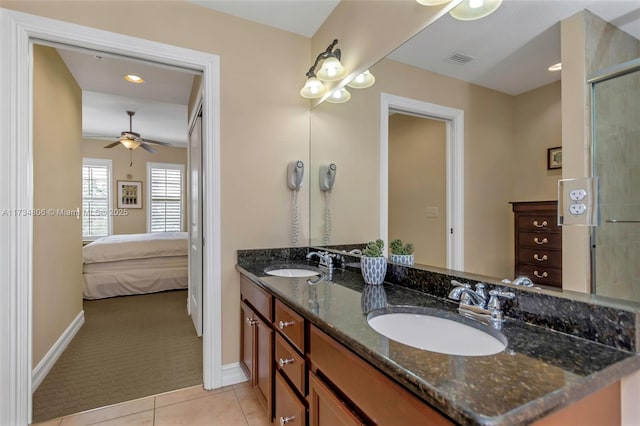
449,0,503,21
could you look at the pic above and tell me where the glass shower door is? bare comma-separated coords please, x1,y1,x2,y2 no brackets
591,61,640,302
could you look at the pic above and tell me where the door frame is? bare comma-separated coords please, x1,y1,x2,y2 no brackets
379,93,464,270
0,9,222,425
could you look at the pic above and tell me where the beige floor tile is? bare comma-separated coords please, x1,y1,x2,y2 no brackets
155,384,233,408
59,397,154,426
154,391,248,426
31,419,62,426
232,380,251,390
245,415,271,426
234,387,267,419
92,410,153,426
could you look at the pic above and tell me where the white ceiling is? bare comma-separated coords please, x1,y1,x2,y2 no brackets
57,0,639,145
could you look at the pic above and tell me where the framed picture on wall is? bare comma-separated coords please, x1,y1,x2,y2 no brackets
117,181,142,208
547,146,562,170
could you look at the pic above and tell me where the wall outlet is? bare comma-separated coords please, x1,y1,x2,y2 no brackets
425,206,439,218
558,177,599,226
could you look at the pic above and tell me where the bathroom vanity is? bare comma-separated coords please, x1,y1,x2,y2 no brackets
236,248,640,425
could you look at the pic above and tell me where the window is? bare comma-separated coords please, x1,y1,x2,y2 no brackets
82,158,112,240
147,162,184,232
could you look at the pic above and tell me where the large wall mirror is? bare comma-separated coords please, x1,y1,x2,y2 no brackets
309,1,640,299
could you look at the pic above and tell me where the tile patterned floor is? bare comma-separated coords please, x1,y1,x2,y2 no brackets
32,382,271,426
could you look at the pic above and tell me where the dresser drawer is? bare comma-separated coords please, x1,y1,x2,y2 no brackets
517,214,560,233
519,232,561,250
518,247,562,268
516,264,562,288
275,299,305,353
241,275,272,321
275,332,305,395
275,370,307,426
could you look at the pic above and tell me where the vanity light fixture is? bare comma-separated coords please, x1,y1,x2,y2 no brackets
300,39,346,99
347,70,376,89
415,0,451,5
449,0,502,21
326,87,351,104
124,74,145,84
548,62,562,72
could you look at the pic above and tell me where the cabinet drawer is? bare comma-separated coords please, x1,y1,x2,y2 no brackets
519,232,561,250
517,214,560,233
516,264,562,288
275,370,306,426
275,299,305,353
308,371,366,426
518,247,562,268
276,332,305,395
241,275,272,321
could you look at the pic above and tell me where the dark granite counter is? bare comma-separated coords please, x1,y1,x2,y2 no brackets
237,259,640,426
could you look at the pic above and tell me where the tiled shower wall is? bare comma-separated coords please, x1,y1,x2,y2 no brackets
588,12,640,301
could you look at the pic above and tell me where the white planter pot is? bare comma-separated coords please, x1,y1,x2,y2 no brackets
360,256,387,285
361,284,388,313
390,254,414,266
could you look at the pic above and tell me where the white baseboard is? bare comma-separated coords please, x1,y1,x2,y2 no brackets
221,362,248,387
32,310,85,392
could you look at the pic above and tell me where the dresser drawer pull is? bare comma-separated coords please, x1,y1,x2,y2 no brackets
533,220,548,228
245,317,258,326
534,270,548,278
279,416,296,425
533,254,548,262
278,320,295,330
278,357,295,367
533,237,548,245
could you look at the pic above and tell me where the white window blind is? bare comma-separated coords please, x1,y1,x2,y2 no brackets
147,162,184,232
82,158,112,240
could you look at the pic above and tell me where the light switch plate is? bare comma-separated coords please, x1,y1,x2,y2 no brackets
558,177,599,226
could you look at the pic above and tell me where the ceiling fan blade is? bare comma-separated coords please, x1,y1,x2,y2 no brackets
139,143,158,154
140,138,173,146
104,141,121,148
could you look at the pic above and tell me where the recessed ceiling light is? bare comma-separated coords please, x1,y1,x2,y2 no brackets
548,63,562,72
124,74,145,84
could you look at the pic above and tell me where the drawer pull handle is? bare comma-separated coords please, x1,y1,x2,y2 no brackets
278,358,295,367
533,254,548,262
279,416,296,425
278,320,295,329
533,237,548,245
533,270,548,278
533,220,548,228
245,317,258,326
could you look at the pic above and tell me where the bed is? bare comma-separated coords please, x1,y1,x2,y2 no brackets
82,232,188,299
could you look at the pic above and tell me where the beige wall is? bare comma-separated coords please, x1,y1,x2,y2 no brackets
4,1,310,366
82,139,188,235
32,45,84,366
389,114,446,267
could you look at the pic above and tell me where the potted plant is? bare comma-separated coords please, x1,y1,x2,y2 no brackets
389,239,414,266
360,239,387,285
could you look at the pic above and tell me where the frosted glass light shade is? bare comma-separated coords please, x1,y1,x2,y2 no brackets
347,70,376,89
416,0,451,5
316,56,346,81
326,87,351,104
300,77,327,98
120,139,141,149
450,0,502,20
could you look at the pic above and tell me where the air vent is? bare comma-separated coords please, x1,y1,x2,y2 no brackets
447,51,476,65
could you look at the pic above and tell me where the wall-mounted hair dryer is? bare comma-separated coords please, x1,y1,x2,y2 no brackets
320,163,337,191
287,160,304,191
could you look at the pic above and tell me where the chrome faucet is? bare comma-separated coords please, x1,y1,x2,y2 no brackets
448,280,515,324
306,251,334,270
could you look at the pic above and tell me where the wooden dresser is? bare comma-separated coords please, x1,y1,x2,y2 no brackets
511,201,562,288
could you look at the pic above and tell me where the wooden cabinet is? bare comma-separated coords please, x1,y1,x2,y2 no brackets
275,370,306,426
511,201,562,288
240,276,273,417
308,371,366,426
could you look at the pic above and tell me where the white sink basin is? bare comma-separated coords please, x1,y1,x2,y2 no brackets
265,268,320,278
367,310,506,356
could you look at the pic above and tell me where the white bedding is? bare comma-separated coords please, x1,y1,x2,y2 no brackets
82,232,188,299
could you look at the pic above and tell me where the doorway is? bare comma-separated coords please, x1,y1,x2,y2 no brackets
379,93,464,270
0,10,222,425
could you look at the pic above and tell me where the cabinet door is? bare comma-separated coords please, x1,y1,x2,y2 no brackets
275,370,306,426
255,316,273,417
240,301,255,384
308,372,365,426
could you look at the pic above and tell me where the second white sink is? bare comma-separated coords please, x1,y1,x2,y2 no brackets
265,268,320,278
367,309,507,356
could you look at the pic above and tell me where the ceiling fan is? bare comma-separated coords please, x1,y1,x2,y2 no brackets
103,110,172,154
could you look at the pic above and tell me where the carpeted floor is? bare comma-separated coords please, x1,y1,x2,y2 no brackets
32,289,203,423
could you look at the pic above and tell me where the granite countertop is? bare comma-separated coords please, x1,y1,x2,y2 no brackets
236,261,640,426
